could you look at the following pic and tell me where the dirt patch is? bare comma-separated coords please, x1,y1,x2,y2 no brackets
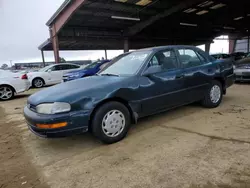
1,86,250,188
0,106,48,188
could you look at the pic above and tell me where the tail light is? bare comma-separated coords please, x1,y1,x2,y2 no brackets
21,74,28,79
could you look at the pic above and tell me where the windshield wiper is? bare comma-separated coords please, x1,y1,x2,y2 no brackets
100,73,119,77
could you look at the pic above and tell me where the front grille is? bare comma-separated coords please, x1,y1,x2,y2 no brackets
28,104,36,112
236,76,250,80
242,72,250,76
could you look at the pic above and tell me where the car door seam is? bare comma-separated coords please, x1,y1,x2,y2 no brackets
132,83,209,102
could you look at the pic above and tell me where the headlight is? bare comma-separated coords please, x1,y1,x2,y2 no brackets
36,102,71,114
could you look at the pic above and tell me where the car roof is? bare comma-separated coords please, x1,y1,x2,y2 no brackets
39,63,79,68
136,45,200,52
231,52,246,55
53,63,79,66
211,53,229,55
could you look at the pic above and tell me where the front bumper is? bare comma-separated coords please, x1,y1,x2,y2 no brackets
24,106,90,138
235,73,250,81
62,76,79,82
234,69,250,81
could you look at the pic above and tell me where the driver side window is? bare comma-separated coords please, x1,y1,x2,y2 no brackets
46,66,55,72
149,56,160,67
148,49,178,71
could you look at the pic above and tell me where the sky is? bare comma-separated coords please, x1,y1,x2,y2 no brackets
0,0,229,66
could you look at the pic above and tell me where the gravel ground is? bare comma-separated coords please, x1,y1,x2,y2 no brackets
1,84,250,188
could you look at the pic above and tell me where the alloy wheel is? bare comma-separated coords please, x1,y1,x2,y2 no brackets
34,79,43,88
0,86,13,100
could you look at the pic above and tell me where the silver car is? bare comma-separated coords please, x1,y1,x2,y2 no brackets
234,56,250,81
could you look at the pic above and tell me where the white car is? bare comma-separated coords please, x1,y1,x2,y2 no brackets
0,70,31,100
27,63,81,88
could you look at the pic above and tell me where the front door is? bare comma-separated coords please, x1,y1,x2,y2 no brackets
139,49,186,115
49,65,65,84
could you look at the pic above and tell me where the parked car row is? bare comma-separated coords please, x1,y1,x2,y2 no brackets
24,45,235,144
27,60,110,88
0,60,112,100
27,63,81,88
211,52,250,82
211,52,248,61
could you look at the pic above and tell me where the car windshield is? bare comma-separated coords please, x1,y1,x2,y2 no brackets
39,65,52,72
100,51,151,76
84,61,101,69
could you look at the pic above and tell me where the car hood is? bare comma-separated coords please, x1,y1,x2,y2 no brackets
28,75,133,105
65,69,91,75
235,63,250,69
236,57,250,64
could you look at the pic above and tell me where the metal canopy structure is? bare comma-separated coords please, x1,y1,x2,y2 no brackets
39,0,250,63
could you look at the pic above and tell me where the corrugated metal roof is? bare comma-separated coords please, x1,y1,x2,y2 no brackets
38,39,51,50
46,0,72,26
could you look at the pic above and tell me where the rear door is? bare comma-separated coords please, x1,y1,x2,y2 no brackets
176,47,214,103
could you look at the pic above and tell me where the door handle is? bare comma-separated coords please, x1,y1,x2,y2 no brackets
176,75,184,79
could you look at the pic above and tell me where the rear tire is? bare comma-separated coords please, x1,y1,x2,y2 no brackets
0,85,14,101
32,78,44,88
91,102,131,144
202,80,223,108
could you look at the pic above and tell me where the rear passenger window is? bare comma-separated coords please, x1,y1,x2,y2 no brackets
196,52,206,62
58,64,80,70
178,49,202,68
53,65,63,71
69,65,80,69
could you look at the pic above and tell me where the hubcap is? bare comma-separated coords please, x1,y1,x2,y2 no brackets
0,87,13,100
210,85,221,104
34,79,43,87
102,110,125,137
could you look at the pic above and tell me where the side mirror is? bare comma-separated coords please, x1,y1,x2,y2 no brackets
47,69,52,73
142,65,161,76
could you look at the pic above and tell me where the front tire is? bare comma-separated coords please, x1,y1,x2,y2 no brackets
32,78,44,88
91,102,131,144
0,86,14,101
202,80,222,108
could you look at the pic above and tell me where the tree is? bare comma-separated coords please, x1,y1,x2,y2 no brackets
1,64,8,69
59,57,66,63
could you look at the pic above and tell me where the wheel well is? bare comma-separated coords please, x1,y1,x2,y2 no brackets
32,77,45,84
214,77,226,94
82,75,90,78
89,97,136,129
0,84,16,93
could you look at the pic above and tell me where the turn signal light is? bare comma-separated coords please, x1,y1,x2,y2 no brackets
36,122,67,129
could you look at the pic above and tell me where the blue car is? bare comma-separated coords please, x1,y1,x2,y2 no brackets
63,60,110,82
